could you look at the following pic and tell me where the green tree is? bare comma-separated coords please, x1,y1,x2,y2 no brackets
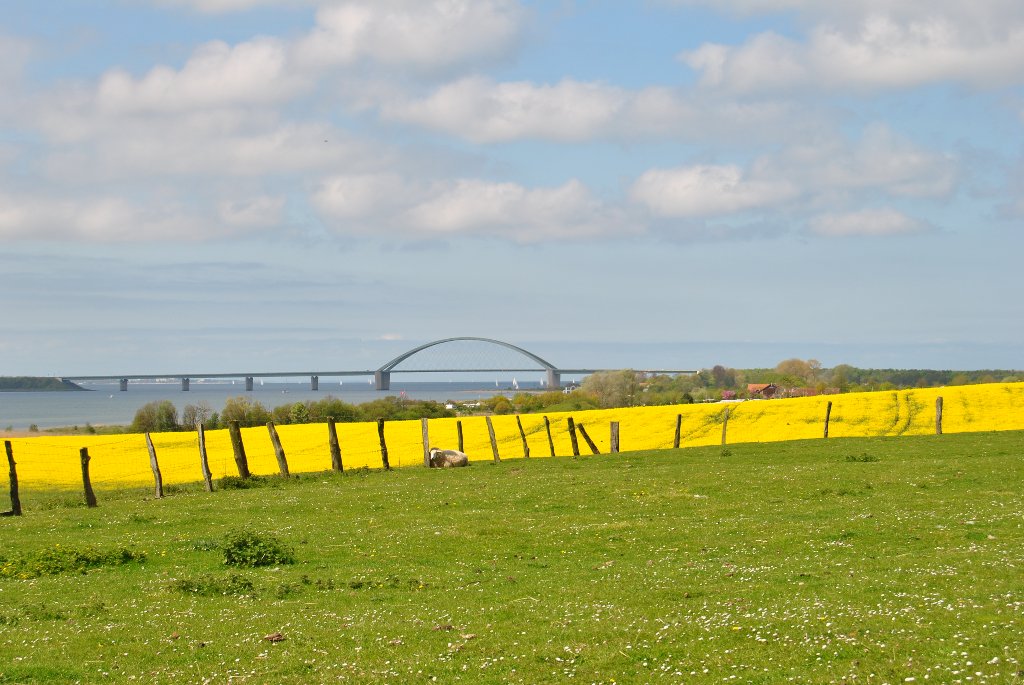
582,370,644,408
310,396,359,423
220,396,270,427
289,402,310,424
181,401,213,429
130,400,179,433
490,396,514,415
710,365,736,388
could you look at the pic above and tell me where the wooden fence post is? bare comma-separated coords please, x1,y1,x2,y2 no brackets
80,447,97,508
327,417,343,472
544,416,555,456
824,401,833,439
266,422,290,477
421,418,431,467
610,422,620,454
485,416,500,463
935,396,943,435
516,416,530,458
197,424,213,492
4,441,21,516
673,414,682,449
145,433,164,499
228,421,250,479
577,424,600,455
457,420,464,452
377,418,390,470
567,417,580,458
721,408,730,447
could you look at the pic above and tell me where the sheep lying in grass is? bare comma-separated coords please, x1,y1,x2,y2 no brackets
428,448,470,468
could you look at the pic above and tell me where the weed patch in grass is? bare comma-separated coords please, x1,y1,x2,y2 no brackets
0,545,145,579
845,452,880,462
169,572,256,597
218,474,280,490
220,529,295,567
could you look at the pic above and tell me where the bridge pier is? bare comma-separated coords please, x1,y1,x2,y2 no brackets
120,378,128,392
311,375,319,391
546,369,560,389
181,378,190,391
245,376,254,391
374,370,390,391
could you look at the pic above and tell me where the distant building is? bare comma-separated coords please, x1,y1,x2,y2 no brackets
747,383,779,398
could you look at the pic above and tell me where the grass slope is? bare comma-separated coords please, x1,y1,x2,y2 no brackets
1,432,1023,684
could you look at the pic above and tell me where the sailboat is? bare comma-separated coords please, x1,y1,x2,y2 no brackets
512,377,519,390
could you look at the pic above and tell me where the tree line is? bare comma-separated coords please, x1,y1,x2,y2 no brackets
128,360,1022,433
130,395,456,433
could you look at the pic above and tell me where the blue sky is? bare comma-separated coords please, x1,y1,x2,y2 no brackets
1,0,1022,376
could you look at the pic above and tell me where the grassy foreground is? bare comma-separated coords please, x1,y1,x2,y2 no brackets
1,432,1023,684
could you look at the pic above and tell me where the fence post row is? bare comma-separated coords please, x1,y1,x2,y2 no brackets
80,447,98,508
6,390,966,505
266,421,290,477
145,432,164,499
4,441,21,517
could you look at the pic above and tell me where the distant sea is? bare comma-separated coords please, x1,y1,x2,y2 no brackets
0,378,557,430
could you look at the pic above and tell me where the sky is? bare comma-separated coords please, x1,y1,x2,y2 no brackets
1,0,1022,377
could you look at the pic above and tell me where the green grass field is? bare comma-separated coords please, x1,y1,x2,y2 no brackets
1,432,1023,684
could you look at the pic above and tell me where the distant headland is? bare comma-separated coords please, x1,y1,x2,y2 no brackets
0,377,86,392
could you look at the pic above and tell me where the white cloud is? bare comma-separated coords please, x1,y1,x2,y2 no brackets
628,124,956,223
381,77,627,142
32,98,383,181
681,5,1024,91
664,0,1024,31
218,195,286,228
0,194,241,242
152,0,315,12
767,124,957,199
96,37,301,114
0,34,31,87
295,0,527,72
629,164,799,217
808,208,925,236
314,175,630,242
312,174,411,219
380,76,811,144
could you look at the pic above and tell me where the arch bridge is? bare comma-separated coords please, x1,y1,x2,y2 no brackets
62,337,693,391
373,337,563,390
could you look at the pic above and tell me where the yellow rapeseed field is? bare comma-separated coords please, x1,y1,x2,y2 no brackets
4,383,1023,490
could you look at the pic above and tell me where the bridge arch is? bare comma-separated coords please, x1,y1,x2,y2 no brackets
374,337,560,390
